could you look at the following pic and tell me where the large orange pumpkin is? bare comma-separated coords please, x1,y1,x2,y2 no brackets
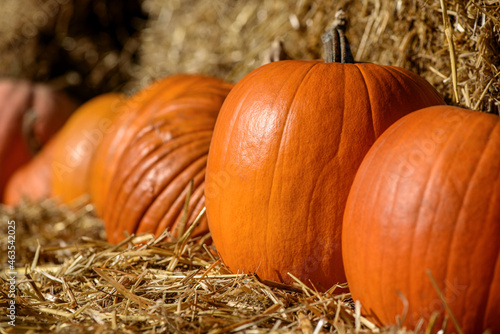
205,22,445,290
91,75,233,243
51,93,124,204
343,106,500,333
0,79,77,202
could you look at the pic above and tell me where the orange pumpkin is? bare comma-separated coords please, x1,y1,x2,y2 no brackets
205,21,445,290
0,79,77,202
3,139,56,205
51,93,124,204
91,75,233,243
3,93,122,205
343,106,500,333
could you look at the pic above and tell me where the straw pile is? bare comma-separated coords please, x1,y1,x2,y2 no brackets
137,0,500,111
4,199,447,333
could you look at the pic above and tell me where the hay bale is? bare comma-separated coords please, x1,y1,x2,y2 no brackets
137,0,500,111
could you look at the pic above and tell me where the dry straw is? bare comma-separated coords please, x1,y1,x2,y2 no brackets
1,199,455,333
137,0,499,112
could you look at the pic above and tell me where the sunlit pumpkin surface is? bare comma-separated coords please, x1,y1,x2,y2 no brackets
343,106,500,333
206,59,445,290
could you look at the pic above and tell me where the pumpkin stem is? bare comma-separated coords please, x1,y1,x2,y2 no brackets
321,10,354,64
22,108,41,155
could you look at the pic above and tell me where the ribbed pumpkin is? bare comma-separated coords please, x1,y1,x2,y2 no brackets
51,93,124,204
0,79,77,202
90,74,233,244
343,106,500,333
205,18,445,290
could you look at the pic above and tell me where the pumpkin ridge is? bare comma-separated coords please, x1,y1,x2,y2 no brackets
139,155,208,234
304,64,348,268
384,65,445,105
264,62,320,276
395,110,494,327
187,191,209,237
419,114,488,314
354,65,377,139
170,182,206,238
474,228,500,331
110,129,214,202
302,65,347,223
106,131,213,225
154,168,206,237
441,118,500,326
361,115,423,321
400,111,476,325
415,111,493,328
208,60,317,265
364,111,446,323
405,113,474,318
137,101,219,130
383,65,438,116
112,137,212,241
93,75,201,209
105,133,211,241
343,106,500,331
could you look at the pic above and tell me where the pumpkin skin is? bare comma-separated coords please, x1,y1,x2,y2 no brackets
0,79,77,202
205,60,445,290
51,93,124,204
92,75,233,244
342,106,500,333
90,75,232,217
3,139,56,205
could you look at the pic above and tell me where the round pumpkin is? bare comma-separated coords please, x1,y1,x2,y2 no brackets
205,21,445,290
342,106,500,333
0,79,77,202
50,93,124,204
3,139,56,205
91,75,233,244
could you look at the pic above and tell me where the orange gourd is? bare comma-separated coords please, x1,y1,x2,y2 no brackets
3,139,56,205
205,18,445,290
0,79,77,202
51,93,124,204
343,106,500,333
91,75,233,244
4,93,123,205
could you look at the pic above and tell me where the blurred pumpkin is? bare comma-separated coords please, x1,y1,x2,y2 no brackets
4,93,123,206
51,93,124,204
0,79,77,202
343,106,500,333
3,139,56,205
205,16,445,290
91,74,233,243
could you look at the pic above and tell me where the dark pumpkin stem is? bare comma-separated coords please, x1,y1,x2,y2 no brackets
22,108,41,155
321,10,354,64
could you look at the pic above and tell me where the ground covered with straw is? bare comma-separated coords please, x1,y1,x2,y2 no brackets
0,201,395,334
